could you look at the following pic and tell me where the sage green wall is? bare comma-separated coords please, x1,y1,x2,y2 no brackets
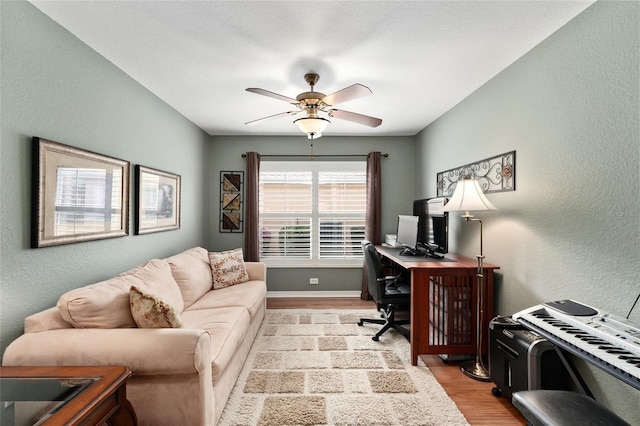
208,135,415,292
2,0,637,420
0,1,210,354
416,2,639,422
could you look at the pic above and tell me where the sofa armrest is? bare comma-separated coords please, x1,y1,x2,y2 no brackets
2,328,211,376
245,262,266,282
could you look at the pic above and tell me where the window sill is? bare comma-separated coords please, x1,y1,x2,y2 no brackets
261,260,364,269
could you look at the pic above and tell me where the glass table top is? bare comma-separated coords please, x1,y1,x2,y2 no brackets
1,377,96,426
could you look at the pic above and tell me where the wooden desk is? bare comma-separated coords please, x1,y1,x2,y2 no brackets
376,246,499,366
0,365,137,425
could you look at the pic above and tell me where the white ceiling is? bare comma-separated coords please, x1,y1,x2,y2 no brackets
30,0,594,138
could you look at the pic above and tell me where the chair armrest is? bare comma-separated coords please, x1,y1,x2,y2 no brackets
384,274,402,280
2,328,211,376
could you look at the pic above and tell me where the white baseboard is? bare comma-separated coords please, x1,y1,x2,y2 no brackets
267,291,361,298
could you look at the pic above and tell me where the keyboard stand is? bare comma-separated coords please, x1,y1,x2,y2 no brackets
552,346,593,397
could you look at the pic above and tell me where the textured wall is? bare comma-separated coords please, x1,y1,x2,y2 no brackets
0,1,210,354
2,0,638,421
208,135,416,292
415,1,639,422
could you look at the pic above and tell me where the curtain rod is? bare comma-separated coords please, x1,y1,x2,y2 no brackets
241,153,389,158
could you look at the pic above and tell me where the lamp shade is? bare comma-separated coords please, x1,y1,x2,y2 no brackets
442,178,497,213
294,117,330,139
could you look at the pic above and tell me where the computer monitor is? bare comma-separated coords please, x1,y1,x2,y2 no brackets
413,197,448,257
396,215,419,255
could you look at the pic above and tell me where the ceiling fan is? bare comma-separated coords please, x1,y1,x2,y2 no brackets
245,73,382,139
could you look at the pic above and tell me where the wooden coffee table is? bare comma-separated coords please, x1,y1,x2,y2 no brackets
0,365,137,425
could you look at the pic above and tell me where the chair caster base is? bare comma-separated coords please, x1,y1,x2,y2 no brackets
372,335,380,341
357,320,363,326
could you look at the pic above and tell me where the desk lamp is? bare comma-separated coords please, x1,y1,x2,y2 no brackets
442,177,497,381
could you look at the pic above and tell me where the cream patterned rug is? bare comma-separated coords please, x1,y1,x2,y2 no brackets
218,309,469,426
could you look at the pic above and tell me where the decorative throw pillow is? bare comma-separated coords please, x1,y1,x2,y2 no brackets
129,259,184,315
209,248,249,290
129,285,183,328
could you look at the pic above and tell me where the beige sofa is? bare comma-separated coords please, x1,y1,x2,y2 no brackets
2,247,267,426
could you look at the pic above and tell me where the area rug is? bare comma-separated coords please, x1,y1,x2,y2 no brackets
218,309,469,426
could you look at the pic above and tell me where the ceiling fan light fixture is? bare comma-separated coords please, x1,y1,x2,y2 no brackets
294,116,330,139
246,73,381,132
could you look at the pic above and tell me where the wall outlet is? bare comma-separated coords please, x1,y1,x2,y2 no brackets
309,278,319,285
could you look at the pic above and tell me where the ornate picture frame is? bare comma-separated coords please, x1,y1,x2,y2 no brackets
220,171,244,232
135,165,181,234
32,137,130,248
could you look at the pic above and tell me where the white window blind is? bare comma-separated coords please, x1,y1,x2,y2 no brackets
259,161,366,267
54,167,122,235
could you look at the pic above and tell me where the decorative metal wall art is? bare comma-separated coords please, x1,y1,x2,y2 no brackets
220,171,244,232
437,151,515,197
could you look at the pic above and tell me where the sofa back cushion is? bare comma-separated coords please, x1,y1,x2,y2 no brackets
133,259,184,313
166,247,213,309
25,307,74,333
57,274,142,328
57,259,184,328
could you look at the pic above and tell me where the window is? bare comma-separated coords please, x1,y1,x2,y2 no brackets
55,167,123,235
259,161,366,267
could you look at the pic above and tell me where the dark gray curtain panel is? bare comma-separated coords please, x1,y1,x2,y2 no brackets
244,152,260,262
362,151,382,300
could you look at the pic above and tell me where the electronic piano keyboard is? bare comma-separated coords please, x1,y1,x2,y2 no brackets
513,300,640,391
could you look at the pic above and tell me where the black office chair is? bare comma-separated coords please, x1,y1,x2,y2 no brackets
358,241,411,341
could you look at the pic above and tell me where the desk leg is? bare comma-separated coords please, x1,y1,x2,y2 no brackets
410,269,431,366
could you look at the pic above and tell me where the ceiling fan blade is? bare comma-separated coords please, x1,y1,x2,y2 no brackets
328,109,382,128
245,110,299,126
322,84,372,106
246,88,299,105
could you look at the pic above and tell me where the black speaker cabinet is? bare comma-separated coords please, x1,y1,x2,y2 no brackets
489,316,570,402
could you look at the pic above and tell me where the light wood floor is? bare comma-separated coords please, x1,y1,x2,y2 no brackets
267,297,527,426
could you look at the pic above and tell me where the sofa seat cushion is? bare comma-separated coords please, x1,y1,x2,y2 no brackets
181,306,250,383
58,259,183,329
186,281,266,318
165,247,213,310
